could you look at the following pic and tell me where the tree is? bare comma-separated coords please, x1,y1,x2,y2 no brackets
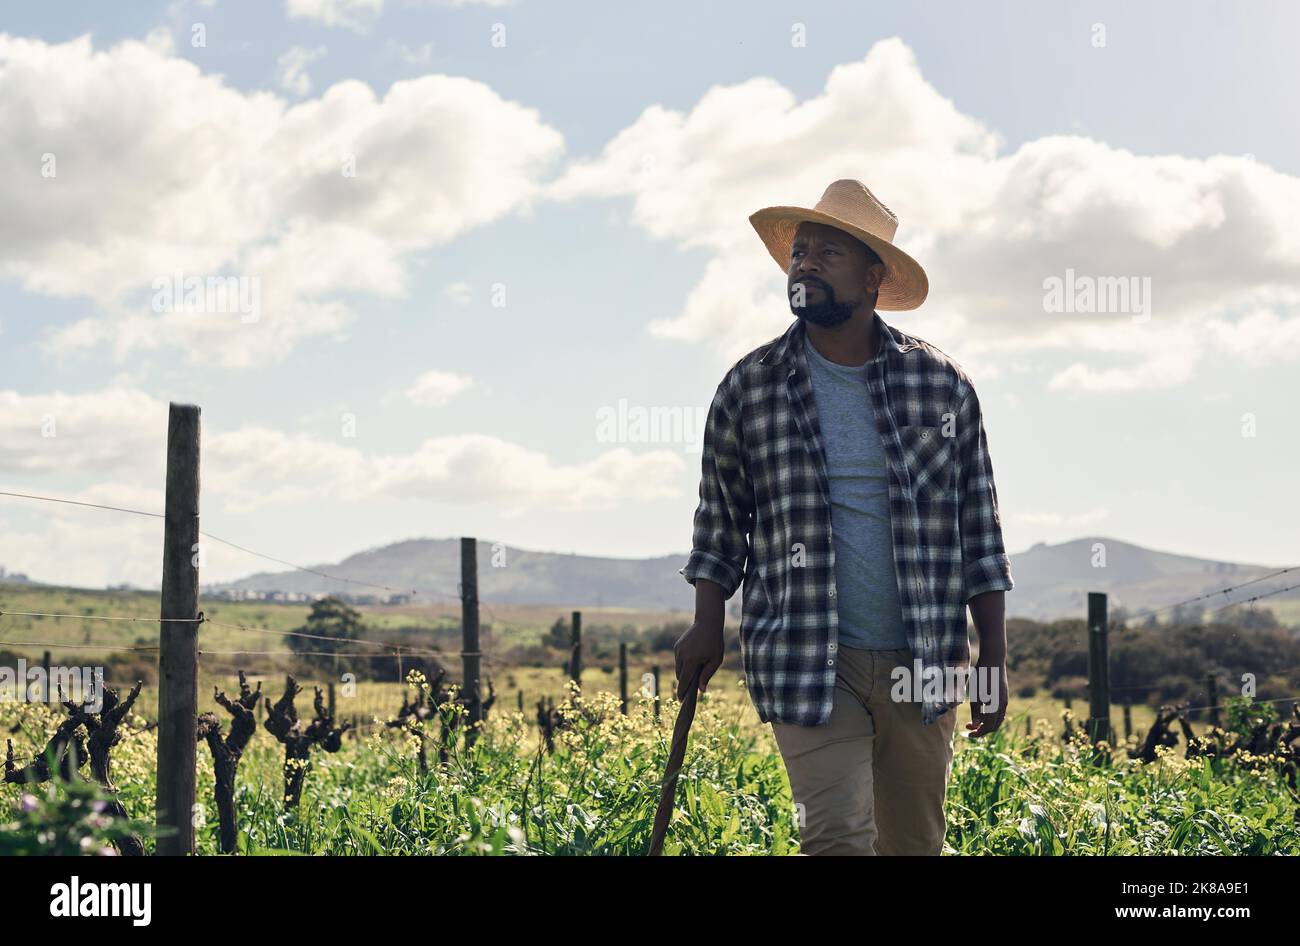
288,596,367,673
541,616,569,650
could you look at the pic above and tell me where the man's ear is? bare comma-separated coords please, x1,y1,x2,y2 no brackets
864,261,886,293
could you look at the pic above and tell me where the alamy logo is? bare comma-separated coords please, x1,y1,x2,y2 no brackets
594,399,707,450
1042,268,1151,321
151,271,261,323
49,876,151,926
0,662,104,713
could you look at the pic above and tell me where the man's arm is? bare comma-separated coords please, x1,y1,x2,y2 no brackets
954,383,1013,735
679,375,753,598
676,375,753,698
954,383,1014,601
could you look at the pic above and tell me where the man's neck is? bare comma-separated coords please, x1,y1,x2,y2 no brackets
805,307,880,367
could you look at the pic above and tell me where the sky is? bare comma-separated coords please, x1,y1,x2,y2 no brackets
1,0,1298,590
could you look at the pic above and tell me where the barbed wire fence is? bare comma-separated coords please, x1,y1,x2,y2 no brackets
2,404,1299,850
0,404,549,851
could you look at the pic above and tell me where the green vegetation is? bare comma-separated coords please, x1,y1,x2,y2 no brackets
3,679,1297,855
2,583,1298,854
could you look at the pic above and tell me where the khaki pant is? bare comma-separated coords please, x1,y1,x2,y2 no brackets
770,646,958,856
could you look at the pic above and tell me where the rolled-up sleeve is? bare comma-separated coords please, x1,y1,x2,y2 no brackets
954,383,1014,602
680,373,753,599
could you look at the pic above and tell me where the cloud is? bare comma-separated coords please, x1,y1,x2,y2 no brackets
388,40,433,65
276,44,327,96
0,507,165,590
0,32,565,367
443,281,473,304
387,370,475,407
363,436,684,513
550,37,1300,389
0,389,166,477
1010,508,1110,528
0,388,683,516
285,0,382,32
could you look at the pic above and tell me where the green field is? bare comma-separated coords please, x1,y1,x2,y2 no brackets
2,674,1296,855
0,582,1179,738
3,582,1297,855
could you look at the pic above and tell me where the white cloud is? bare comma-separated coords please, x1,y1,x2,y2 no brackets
0,387,683,516
389,370,475,407
364,436,683,513
0,509,164,590
285,0,382,32
1010,508,1110,528
444,281,472,304
0,33,565,367
550,37,1300,388
387,40,433,65
0,389,166,477
277,44,327,97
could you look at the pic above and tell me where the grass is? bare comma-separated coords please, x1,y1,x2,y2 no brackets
3,668,1296,855
4,582,1295,855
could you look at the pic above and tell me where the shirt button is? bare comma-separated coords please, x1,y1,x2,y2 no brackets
827,658,835,667
829,588,837,598
828,642,837,653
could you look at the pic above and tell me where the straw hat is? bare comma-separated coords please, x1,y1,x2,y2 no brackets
749,179,929,310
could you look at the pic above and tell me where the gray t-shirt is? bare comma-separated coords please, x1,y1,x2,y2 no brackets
804,339,909,650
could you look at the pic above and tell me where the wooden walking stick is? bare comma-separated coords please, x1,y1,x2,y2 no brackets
647,663,704,856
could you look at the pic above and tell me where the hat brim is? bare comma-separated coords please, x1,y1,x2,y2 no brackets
749,206,929,311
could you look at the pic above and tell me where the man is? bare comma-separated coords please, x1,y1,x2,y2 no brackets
675,179,1014,856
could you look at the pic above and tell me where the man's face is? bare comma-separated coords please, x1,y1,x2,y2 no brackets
787,221,884,327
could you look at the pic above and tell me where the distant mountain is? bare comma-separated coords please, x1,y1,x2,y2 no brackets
208,538,696,612
207,536,1297,623
1004,537,1294,622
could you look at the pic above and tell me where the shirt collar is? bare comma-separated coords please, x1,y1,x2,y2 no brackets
760,309,911,368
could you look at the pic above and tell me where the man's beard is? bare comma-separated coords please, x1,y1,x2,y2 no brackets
789,277,856,327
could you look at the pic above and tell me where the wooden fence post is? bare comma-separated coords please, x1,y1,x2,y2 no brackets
1122,695,1132,739
156,403,201,857
1086,592,1112,746
619,642,628,715
652,665,661,722
569,610,582,689
1206,672,1220,729
461,538,482,744
41,650,51,702
328,682,336,720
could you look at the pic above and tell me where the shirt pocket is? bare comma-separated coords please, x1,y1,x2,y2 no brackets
896,424,955,501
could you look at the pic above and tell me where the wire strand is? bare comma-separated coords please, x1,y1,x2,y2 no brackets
0,639,159,652
0,610,199,623
203,618,414,651
1115,565,1298,623
0,489,163,519
1182,693,1300,714
0,489,460,602
199,648,445,658
1203,578,1300,615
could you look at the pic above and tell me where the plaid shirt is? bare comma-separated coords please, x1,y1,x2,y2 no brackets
680,310,1014,727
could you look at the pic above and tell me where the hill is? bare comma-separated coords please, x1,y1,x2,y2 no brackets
207,535,1298,625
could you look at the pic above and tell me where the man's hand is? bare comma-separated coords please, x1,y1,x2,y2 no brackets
966,660,1008,738
965,590,1008,739
675,579,726,700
